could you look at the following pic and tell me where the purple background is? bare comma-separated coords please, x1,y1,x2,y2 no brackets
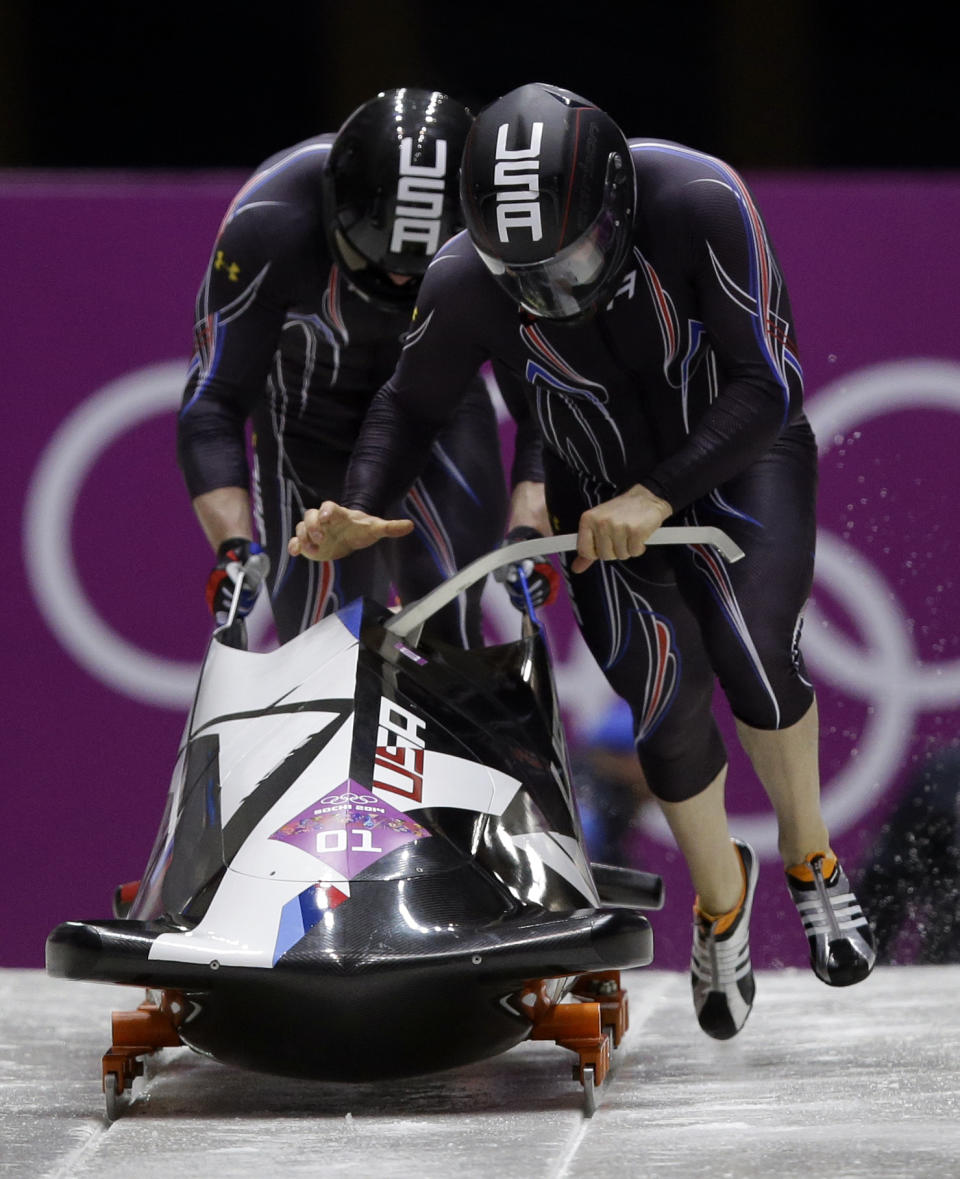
4,173,959,971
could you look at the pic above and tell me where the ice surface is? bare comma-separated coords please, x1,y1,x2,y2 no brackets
3,966,959,1178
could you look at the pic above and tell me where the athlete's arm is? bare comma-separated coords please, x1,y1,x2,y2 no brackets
491,358,545,489
342,247,495,515
641,172,803,511
507,480,551,538
176,207,290,511
290,245,496,562
192,486,255,550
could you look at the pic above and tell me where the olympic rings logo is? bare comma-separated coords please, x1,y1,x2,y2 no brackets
790,360,960,844
22,358,960,856
320,792,380,807
23,363,196,707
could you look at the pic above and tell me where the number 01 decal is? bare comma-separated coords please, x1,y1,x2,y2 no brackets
316,828,383,855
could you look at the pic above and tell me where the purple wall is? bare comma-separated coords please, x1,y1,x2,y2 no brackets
5,172,960,971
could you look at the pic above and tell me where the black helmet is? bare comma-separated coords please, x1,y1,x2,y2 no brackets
460,83,636,322
322,87,473,309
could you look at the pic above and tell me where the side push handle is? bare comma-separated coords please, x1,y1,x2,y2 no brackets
213,568,250,651
385,525,744,645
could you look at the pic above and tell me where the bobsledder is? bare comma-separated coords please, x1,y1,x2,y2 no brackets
46,526,743,1120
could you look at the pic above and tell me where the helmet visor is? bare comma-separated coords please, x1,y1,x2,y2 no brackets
331,226,421,308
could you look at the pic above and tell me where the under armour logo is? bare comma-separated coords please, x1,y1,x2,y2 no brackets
214,250,240,281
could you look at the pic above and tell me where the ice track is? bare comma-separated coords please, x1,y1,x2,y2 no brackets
4,965,960,1179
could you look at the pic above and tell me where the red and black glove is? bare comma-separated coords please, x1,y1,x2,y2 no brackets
205,538,270,626
497,525,560,612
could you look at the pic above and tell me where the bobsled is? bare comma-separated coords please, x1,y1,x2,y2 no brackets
46,527,743,1120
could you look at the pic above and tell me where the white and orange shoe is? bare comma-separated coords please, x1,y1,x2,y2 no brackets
690,839,758,1040
786,852,875,986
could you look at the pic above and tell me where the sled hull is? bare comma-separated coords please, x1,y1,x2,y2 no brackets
47,906,653,1079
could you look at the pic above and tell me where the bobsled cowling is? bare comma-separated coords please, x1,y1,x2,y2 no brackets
47,530,739,1082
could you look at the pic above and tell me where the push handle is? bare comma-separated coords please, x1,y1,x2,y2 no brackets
385,525,744,644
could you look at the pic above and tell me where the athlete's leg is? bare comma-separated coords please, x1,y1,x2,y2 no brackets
671,422,827,865
657,770,743,914
558,530,757,1035
549,468,739,903
673,422,874,985
550,465,760,1035
734,701,829,864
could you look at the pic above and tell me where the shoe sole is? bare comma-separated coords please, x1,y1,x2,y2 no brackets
814,937,875,987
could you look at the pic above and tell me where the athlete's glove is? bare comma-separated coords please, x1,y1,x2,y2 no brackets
496,525,560,613
205,538,270,626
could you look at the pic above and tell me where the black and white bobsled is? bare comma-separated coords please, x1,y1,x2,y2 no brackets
46,528,743,1119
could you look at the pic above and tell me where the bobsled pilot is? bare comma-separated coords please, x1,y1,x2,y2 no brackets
289,83,876,1040
177,87,548,648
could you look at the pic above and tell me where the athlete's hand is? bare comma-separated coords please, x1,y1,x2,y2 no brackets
496,526,560,612
571,485,673,574
288,501,415,562
205,538,270,625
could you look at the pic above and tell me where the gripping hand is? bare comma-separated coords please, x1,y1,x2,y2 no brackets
205,538,270,625
496,526,560,612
